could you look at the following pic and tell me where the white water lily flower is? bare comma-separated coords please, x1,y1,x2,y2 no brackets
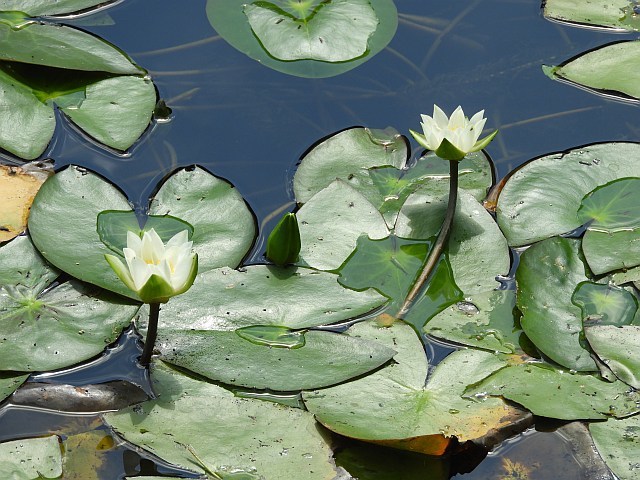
105,228,198,303
410,105,498,161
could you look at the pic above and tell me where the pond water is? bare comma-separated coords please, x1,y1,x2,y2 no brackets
1,0,639,478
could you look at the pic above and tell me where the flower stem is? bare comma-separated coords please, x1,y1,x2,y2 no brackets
397,160,459,318
140,303,160,366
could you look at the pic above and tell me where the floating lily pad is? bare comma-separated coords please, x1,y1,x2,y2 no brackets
303,320,525,455
62,430,115,479
0,163,52,242
158,328,396,391
577,178,640,274
206,0,397,78
244,0,379,62
0,373,29,404
425,290,521,354
543,0,640,31
572,282,638,327
516,237,596,371
151,265,387,331
0,436,62,480
497,143,640,246
0,0,118,16
590,415,640,480
466,363,640,420
545,40,640,101
297,179,389,271
105,362,339,480
584,325,640,388
0,235,140,372
395,188,509,294
612,266,640,288
28,166,255,300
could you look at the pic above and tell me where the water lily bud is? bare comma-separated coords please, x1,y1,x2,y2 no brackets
266,212,301,266
105,228,198,303
409,105,498,161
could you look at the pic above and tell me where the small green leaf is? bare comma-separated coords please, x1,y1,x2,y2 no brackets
434,138,466,161
266,213,301,266
572,281,638,327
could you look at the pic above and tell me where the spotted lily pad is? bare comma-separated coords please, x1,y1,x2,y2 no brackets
543,0,640,31
0,0,118,17
0,436,62,480
0,373,29,404
590,415,640,480
584,325,640,388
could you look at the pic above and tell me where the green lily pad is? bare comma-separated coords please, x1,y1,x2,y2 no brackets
158,328,396,391
497,143,640,246
0,235,140,372
395,188,509,294
585,325,640,388
59,75,156,152
296,179,389,271
0,0,116,16
425,290,521,354
0,373,29,403
572,282,638,326
151,265,387,331
244,0,378,62
0,436,62,480
612,265,640,288
577,178,640,274
590,415,640,480
206,0,397,78
466,363,640,420
293,127,408,204
105,362,339,480
543,0,640,31
545,41,640,101
303,320,524,455
96,210,194,255
516,237,596,371
28,166,255,299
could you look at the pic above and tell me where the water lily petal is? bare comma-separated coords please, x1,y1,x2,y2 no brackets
432,104,449,128
448,106,466,130
130,257,152,291
104,254,137,292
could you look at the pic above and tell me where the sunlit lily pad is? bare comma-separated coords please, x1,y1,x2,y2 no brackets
0,162,52,242
545,41,640,101
590,415,640,480
0,373,29,404
572,282,638,327
425,290,521,354
0,436,62,480
577,178,640,274
158,328,395,391
0,0,118,16
151,265,387,331
303,320,525,455
105,362,339,479
584,325,640,388
497,143,640,246
0,235,139,371
466,363,640,420
28,166,255,299
543,0,640,31
206,0,397,78
297,179,389,271
245,0,378,62
516,237,596,371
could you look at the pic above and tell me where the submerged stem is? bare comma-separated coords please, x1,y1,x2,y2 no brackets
140,302,160,366
397,160,459,318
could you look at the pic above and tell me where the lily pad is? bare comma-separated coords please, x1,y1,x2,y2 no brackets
244,0,379,62
572,282,638,327
545,41,640,101
303,320,525,455
466,363,640,420
296,179,389,271
105,362,339,480
585,325,640,388
425,290,521,354
543,0,640,31
0,235,140,372
516,237,596,371
158,328,396,391
497,143,640,246
590,415,640,480
0,0,118,16
206,0,397,78
28,166,255,299
0,163,52,242
0,373,29,404
0,436,62,480
151,265,387,331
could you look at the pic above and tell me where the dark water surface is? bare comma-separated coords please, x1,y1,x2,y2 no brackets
2,0,639,477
